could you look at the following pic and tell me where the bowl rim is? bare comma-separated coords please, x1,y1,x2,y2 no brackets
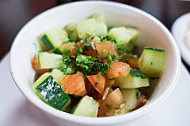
10,1,181,125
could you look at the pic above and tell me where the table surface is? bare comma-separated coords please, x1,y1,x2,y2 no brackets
1,0,190,71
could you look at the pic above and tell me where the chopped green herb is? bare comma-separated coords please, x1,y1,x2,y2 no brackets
63,49,71,55
100,36,117,44
59,64,75,75
59,64,67,73
71,106,76,114
102,49,108,54
117,45,128,53
79,48,83,53
69,37,75,42
118,54,123,60
117,45,134,59
108,89,113,94
63,56,74,65
75,54,97,76
114,107,120,110
130,69,147,79
75,54,112,76
38,50,43,52
106,53,116,63
105,104,111,110
83,34,91,51
86,33,91,38
136,90,140,99
94,82,98,87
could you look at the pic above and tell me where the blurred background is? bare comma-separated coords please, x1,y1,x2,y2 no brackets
0,0,190,69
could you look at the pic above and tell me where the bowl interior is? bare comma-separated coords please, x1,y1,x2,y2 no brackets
10,1,180,124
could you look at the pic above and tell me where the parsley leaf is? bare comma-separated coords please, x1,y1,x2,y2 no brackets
100,36,117,44
105,104,111,110
117,45,134,59
94,82,98,87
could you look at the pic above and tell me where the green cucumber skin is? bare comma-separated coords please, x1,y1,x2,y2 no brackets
53,48,63,54
130,69,147,79
35,75,70,110
144,47,165,52
115,69,149,88
41,35,54,50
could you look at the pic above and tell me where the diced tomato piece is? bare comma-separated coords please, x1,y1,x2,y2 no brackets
76,38,98,57
32,53,49,74
85,78,101,101
61,72,87,96
106,61,130,79
60,42,77,56
84,47,97,57
87,74,106,95
105,79,115,87
98,88,124,116
96,41,117,58
127,55,139,69
120,55,139,69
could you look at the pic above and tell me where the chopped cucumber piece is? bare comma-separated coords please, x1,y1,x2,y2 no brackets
138,47,166,77
38,34,47,51
121,89,141,112
93,36,100,44
51,47,63,54
38,52,63,69
65,23,77,33
108,27,131,45
77,18,107,39
50,42,76,55
90,13,106,23
40,28,69,50
108,27,140,46
65,23,78,41
73,96,99,117
51,69,66,85
115,69,149,88
126,27,140,45
33,73,70,110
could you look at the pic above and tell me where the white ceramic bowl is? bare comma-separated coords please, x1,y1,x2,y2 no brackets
172,13,190,66
10,1,181,126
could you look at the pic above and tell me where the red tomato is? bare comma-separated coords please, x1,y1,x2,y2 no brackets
61,72,87,96
60,42,77,56
87,74,106,95
127,55,139,69
96,41,117,58
106,61,130,79
85,78,101,101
